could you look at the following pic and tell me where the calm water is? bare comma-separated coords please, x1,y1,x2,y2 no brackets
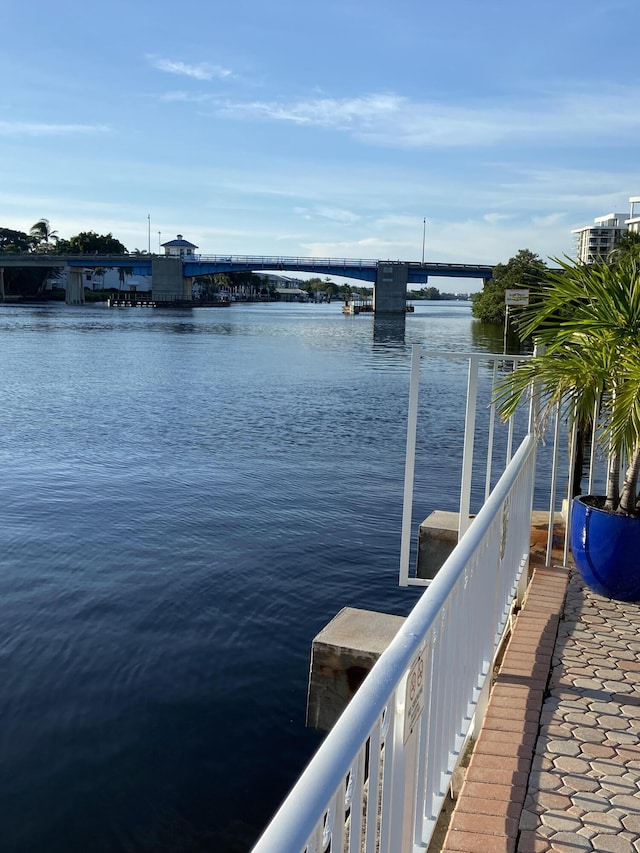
0,301,511,852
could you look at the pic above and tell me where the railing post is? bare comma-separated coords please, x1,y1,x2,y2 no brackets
399,345,422,586
459,355,480,539
564,411,579,566
485,359,499,501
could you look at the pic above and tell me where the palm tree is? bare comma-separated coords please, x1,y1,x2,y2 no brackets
30,219,58,249
496,254,640,516
608,230,640,264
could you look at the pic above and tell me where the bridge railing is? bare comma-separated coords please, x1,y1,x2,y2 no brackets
187,254,380,268
251,349,541,853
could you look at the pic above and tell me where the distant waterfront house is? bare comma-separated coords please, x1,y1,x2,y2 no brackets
161,234,198,258
262,273,309,301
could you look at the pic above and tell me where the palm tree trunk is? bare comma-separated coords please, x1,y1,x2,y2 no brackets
604,450,621,512
618,444,640,515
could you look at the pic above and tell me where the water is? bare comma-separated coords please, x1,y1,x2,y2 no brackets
0,301,512,852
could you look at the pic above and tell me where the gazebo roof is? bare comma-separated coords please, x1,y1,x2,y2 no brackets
161,234,198,248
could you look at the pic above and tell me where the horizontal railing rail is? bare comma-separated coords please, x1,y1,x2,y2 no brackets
252,430,537,853
188,254,380,268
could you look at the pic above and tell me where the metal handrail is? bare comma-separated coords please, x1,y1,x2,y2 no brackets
252,431,537,853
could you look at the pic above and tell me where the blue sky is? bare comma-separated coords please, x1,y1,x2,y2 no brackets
1,0,638,290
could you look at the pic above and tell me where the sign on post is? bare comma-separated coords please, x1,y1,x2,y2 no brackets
505,289,530,306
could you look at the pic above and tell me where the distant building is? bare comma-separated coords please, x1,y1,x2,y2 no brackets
572,196,640,263
262,273,309,301
572,212,628,263
626,197,640,236
47,267,151,294
161,234,198,258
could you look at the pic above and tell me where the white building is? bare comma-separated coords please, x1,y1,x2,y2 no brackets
626,197,640,235
160,234,198,258
572,212,628,263
47,266,151,294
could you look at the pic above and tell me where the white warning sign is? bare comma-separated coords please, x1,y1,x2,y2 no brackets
403,649,425,744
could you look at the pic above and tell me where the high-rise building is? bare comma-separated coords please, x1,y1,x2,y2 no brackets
572,212,628,263
626,197,640,236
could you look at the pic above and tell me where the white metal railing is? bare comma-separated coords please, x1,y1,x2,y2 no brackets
400,348,531,586
187,254,379,269
250,346,582,853
252,431,537,852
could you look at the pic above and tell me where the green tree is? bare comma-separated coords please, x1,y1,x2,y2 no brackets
0,227,56,295
608,231,640,265
55,231,127,254
496,254,640,515
0,227,35,253
117,266,134,292
30,218,58,250
471,249,546,325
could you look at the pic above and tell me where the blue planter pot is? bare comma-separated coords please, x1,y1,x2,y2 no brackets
570,495,640,602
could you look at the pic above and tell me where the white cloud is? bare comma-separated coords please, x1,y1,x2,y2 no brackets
0,122,110,136
315,207,361,223
208,86,640,149
148,56,233,81
483,213,512,225
159,91,213,103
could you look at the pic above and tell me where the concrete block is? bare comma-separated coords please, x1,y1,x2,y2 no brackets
306,607,406,732
416,510,461,580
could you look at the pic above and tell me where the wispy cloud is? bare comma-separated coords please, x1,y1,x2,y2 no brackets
315,207,361,223
148,56,233,81
209,86,640,149
0,121,110,136
159,91,213,103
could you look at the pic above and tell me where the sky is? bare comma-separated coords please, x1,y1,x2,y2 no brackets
1,0,639,291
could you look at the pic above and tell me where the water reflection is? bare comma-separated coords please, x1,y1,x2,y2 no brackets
470,319,531,355
372,314,406,346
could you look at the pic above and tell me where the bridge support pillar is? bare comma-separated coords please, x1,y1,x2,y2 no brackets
152,257,191,304
0,267,4,302
373,262,408,314
65,267,85,304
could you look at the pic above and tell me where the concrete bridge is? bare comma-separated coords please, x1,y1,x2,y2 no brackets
0,253,494,311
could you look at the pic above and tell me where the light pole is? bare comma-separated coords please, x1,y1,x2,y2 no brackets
147,214,151,254
158,231,161,254
421,217,426,264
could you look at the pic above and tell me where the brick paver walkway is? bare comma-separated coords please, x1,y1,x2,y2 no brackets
441,564,640,853
518,572,640,853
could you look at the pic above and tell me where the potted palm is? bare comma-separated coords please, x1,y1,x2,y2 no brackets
496,252,640,602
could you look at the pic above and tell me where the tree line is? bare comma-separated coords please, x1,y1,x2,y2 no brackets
0,220,129,298
471,235,640,327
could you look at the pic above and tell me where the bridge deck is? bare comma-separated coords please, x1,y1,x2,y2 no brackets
0,253,495,284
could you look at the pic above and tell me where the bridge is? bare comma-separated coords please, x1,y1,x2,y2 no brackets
0,253,494,308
